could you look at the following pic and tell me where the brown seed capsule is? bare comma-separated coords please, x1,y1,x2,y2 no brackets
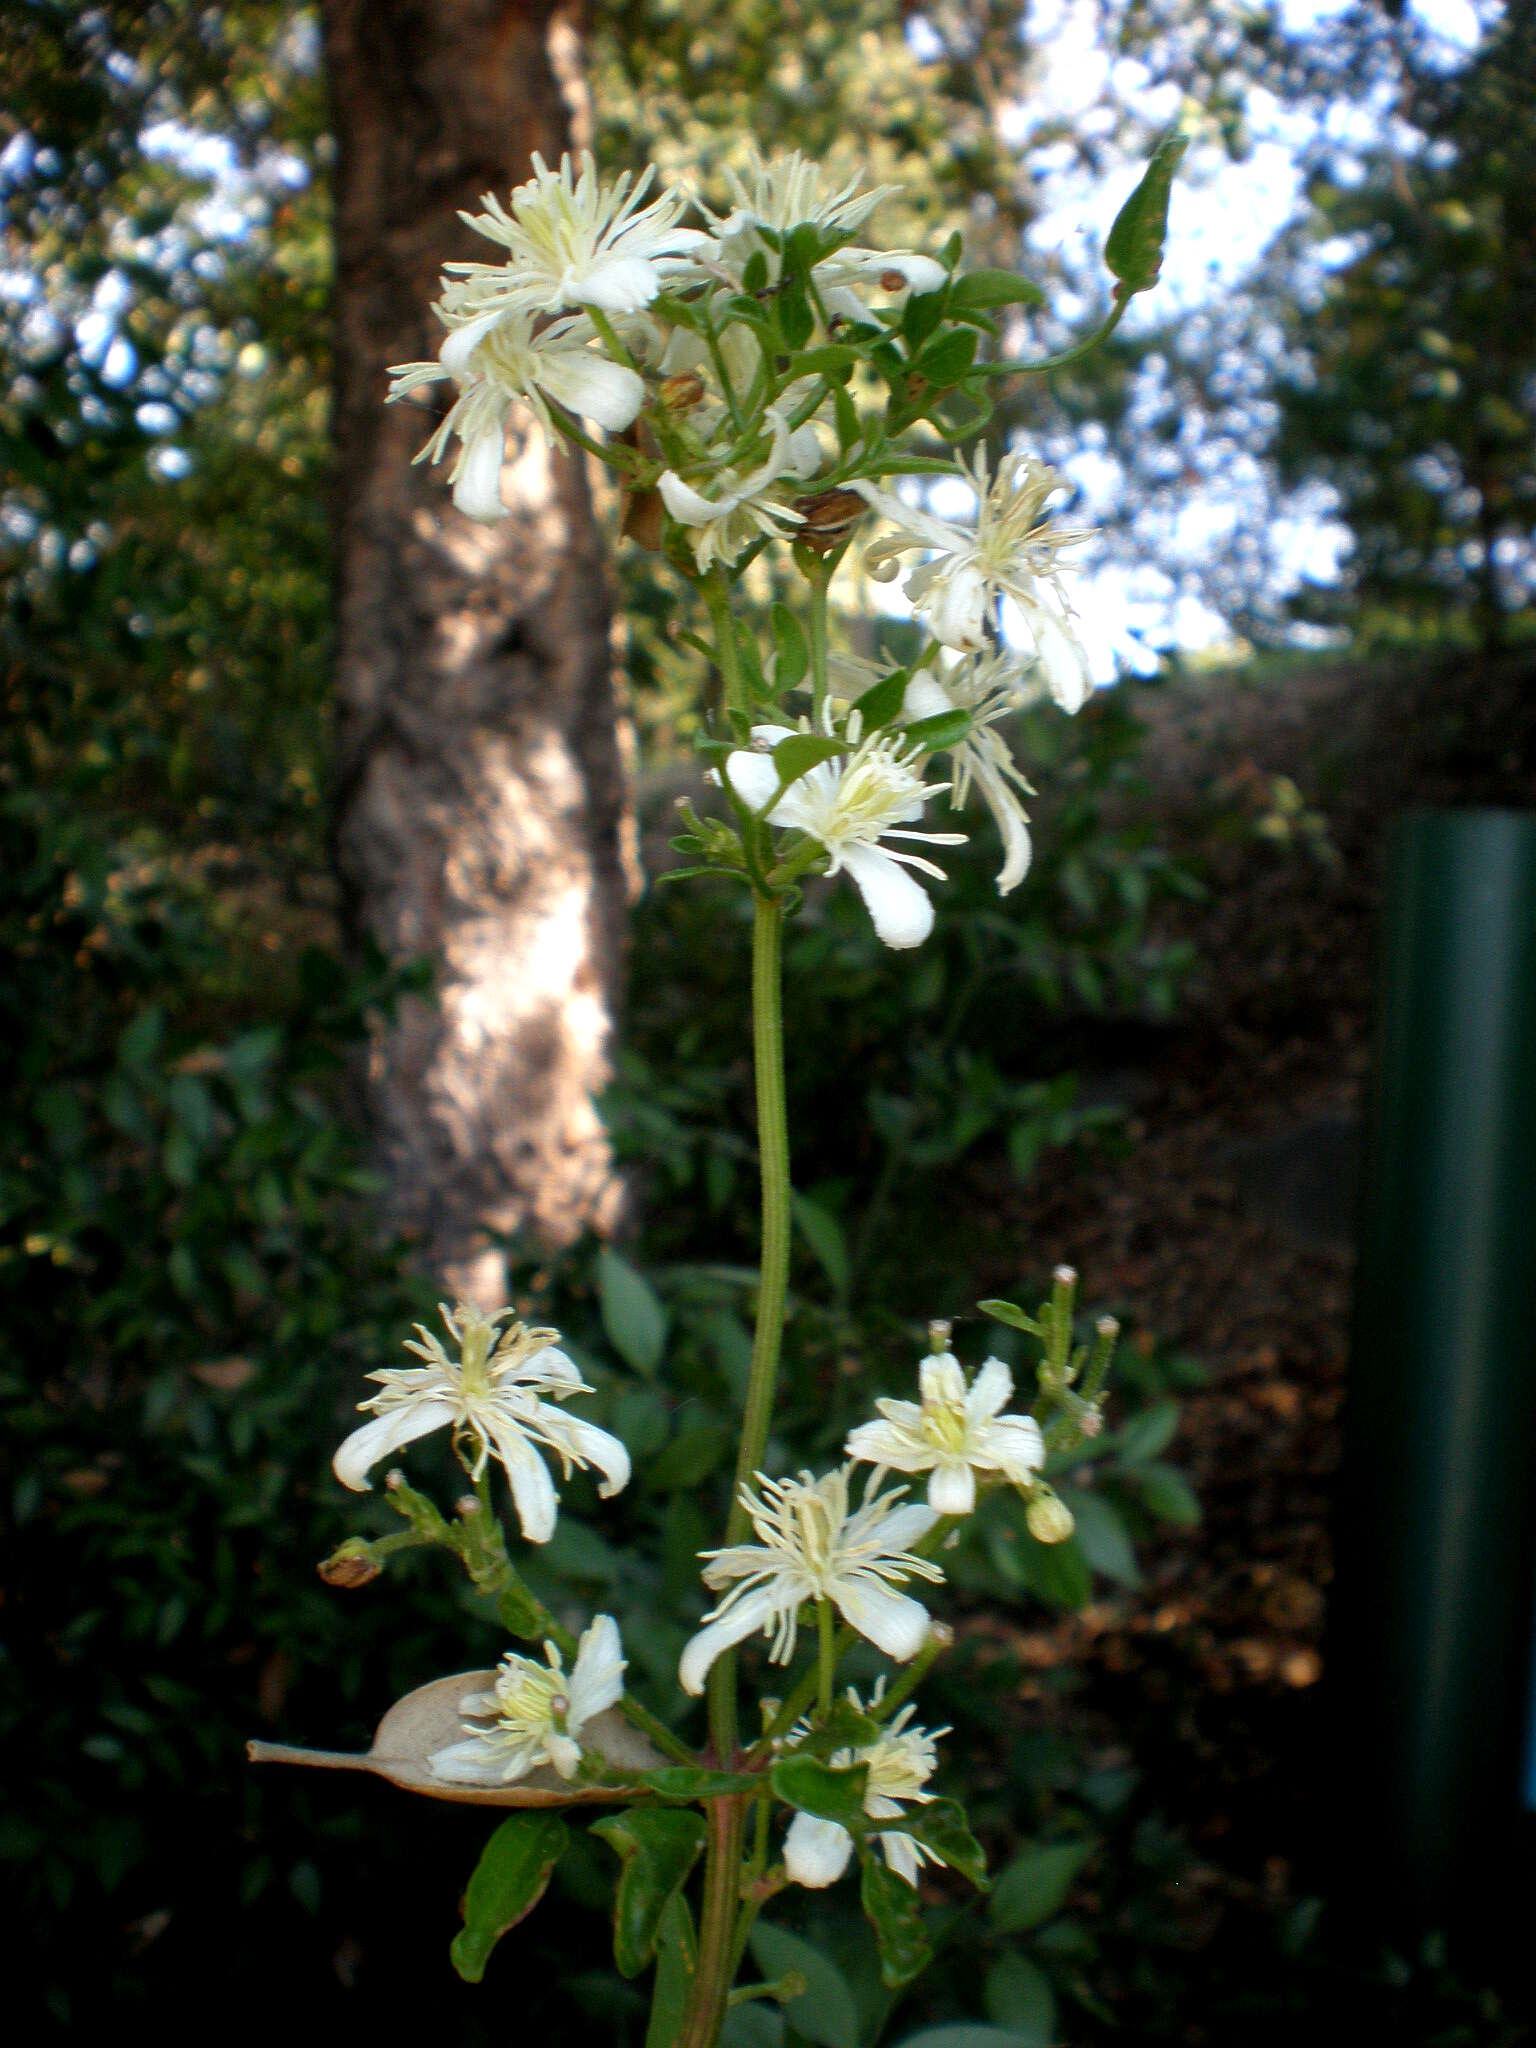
789,488,868,554
318,1547,381,1589
622,487,665,551
880,270,908,293
658,370,705,410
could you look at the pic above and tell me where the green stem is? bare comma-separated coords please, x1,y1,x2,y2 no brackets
704,567,750,728
816,1598,837,1715
677,1795,748,2048
974,292,1130,378
808,567,830,727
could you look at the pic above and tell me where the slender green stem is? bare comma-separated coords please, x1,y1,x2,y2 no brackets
974,292,1130,378
808,567,830,727
586,305,640,373
704,567,750,727
677,1795,748,2048
816,1598,837,1715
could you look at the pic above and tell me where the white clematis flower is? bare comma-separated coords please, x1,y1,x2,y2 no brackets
902,653,1039,895
387,310,645,519
428,1616,626,1785
679,1468,943,1697
443,151,708,321
854,451,1095,709
702,150,946,301
723,720,965,950
784,1688,949,1889
657,409,816,571
845,1349,1045,1517
332,1303,630,1544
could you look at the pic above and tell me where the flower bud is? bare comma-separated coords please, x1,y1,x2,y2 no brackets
927,1318,953,1353
383,1467,406,1492
658,370,705,410
317,1541,381,1589
1026,1489,1075,1545
1053,1264,1077,1288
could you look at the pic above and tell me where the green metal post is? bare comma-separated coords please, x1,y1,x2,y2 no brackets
1328,810,1536,1932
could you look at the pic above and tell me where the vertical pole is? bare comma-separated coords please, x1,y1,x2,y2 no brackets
1327,810,1536,1934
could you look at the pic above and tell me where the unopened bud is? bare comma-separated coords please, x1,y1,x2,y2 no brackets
658,370,705,410
1053,1264,1077,1288
928,1619,955,1650
456,1494,481,1519
1026,1489,1075,1545
879,269,908,293
927,1319,953,1353
1078,1407,1104,1439
318,1541,381,1589
383,1467,406,1492
1096,1315,1120,1339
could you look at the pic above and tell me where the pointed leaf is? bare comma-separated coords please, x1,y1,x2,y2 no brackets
988,1838,1094,1935
984,1952,1057,2044
1130,1461,1201,1527
790,1191,849,1294
449,1812,567,1982
977,1297,1038,1335
646,1893,699,2048
886,1796,988,1889
1104,131,1187,296
593,1807,707,1978
771,603,809,691
750,1923,860,2048
852,666,911,731
951,269,1046,310
770,1754,870,1829
903,708,972,753
860,1852,932,1988
914,328,979,388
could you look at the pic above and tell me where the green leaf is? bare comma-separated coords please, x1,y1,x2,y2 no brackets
750,1923,860,2048
742,249,769,294
450,1814,568,1983
951,269,1047,310
988,1838,1094,1936
852,666,910,730
1104,130,1187,296
890,1797,988,1890
1016,1532,1093,1610
976,1297,1038,1334
1115,1401,1180,1463
599,1248,668,1376
902,708,972,753
893,2030,1032,2048
770,732,844,794
790,1191,849,1294
722,2007,785,2048
779,272,814,349
646,1893,699,2048
984,1953,1056,2044
902,287,947,348
1055,1487,1139,1590
770,1754,870,1829
623,1765,760,1800
592,1808,707,1979
860,1852,932,1988
771,603,809,691
1130,1461,1201,1527
791,1696,883,1757
914,328,979,387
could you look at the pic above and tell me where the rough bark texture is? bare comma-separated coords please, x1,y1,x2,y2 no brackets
321,0,632,1302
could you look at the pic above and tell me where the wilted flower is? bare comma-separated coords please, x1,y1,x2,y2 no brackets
658,409,819,572
443,151,707,321
332,1303,630,1544
428,1616,626,1784
679,1468,942,1697
723,720,965,949
387,310,645,519
855,451,1094,708
845,1350,1045,1517
784,1687,948,1889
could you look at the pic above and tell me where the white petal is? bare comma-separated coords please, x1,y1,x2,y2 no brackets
520,1343,586,1394
539,349,645,431
439,307,507,376
540,1410,633,1499
880,252,948,294
981,1414,1046,1484
871,1502,940,1553
967,1357,1014,1423
427,1739,516,1784
839,843,935,950
452,418,510,521
928,564,988,651
722,748,783,814
831,1578,932,1662
845,1415,930,1473
568,1614,626,1731
786,422,824,478
659,470,732,526
331,1399,458,1491
919,1353,967,1410
901,672,953,723
546,1733,583,1780
1032,606,1092,713
678,1586,782,1697
880,1832,922,1885
970,750,1033,895
486,1421,559,1543
568,254,663,313
928,1459,976,1517
784,1814,855,1889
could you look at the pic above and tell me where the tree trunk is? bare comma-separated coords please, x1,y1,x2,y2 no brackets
321,0,633,1303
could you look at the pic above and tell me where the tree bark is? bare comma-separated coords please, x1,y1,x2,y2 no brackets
321,0,633,1302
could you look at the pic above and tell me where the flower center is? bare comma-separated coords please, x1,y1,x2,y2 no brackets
489,1655,568,1743
921,1391,972,1457
812,740,925,853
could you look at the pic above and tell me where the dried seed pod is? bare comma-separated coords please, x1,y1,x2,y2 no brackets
317,1544,381,1589
658,370,705,410
790,488,868,554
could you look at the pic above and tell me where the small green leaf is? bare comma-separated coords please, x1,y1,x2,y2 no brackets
1115,1401,1180,1464
790,1191,849,1294
860,1852,932,1988
742,249,769,294
771,604,808,690
646,1893,699,2048
779,272,814,349
646,1420,729,1491
770,1754,870,1829
1104,130,1187,296
988,1838,1094,1935
722,2006,786,2048
592,1808,707,1979
1131,1461,1201,1527
893,2029,1032,2048
951,269,1046,310
985,1953,1057,2044
1055,1487,1140,1590
791,1696,883,1757
852,666,910,730
902,287,947,348
750,1923,860,2048
623,1765,760,1800
902,708,972,753
914,328,979,387
450,1813,568,1983
770,732,844,793
977,1297,1038,1335
890,1797,988,1890
598,1248,668,1376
